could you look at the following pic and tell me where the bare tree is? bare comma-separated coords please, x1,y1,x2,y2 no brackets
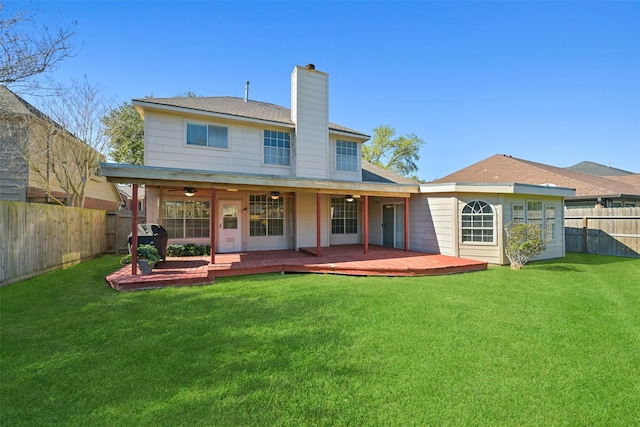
1,2,77,86
36,77,113,207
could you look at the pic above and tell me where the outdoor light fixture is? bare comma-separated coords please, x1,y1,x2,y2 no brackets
345,195,354,202
184,187,196,197
270,191,280,200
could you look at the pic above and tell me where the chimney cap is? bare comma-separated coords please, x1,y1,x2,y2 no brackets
305,64,316,70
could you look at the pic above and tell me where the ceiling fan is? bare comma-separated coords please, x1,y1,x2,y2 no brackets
166,187,198,197
255,191,293,200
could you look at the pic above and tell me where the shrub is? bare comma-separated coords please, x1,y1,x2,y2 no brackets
504,222,546,270
166,244,211,257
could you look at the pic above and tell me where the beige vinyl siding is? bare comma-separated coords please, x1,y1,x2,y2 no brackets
143,111,293,176
294,192,329,248
409,195,456,255
328,137,362,182
291,67,329,179
147,187,160,223
85,177,121,204
502,194,565,263
457,194,503,264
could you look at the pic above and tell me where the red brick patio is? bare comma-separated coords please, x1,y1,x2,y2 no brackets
105,245,487,291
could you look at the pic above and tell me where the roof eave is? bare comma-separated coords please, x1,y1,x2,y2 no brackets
132,100,295,129
329,128,370,142
420,182,576,197
100,163,420,197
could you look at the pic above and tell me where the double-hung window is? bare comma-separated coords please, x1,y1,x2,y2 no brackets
249,195,284,236
545,205,555,241
513,204,525,224
264,130,290,166
331,197,358,234
186,122,228,148
513,201,556,242
527,201,543,234
461,201,494,243
336,140,358,172
163,199,210,239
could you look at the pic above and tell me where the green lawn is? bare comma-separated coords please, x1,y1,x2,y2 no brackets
1,253,639,426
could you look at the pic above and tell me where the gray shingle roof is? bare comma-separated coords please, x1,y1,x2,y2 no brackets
565,161,635,176
361,160,418,184
134,96,369,138
1,85,43,118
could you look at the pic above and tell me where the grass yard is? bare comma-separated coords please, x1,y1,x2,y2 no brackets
1,253,639,426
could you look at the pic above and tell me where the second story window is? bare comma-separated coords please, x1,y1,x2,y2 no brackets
264,130,290,166
336,140,358,172
186,123,228,149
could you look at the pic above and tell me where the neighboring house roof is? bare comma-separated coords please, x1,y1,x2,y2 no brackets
607,174,640,187
1,85,122,208
1,86,73,137
117,183,145,200
134,96,369,139
361,160,418,184
431,154,640,199
1,85,35,116
565,161,635,176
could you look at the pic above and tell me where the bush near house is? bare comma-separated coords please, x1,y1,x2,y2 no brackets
166,243,211,257
504,221,546,270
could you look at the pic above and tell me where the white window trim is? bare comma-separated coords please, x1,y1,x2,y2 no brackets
261,128,292,168
460,200,497,246
184,120,230,151
330,196,359,235
334,139,360,174
512,201,558,243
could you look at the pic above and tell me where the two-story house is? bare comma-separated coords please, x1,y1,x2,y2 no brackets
102,65,419,256
101,65,574,265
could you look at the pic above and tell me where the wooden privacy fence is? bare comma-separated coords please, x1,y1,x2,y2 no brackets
105,210,145,255
0,201,107,286
565,207,640,258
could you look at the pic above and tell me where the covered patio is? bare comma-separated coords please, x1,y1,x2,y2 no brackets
105,245,487,291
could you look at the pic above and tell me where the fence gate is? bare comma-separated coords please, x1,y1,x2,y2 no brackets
106,210,146,255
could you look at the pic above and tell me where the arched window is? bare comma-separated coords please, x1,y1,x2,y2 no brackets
461,201,494,243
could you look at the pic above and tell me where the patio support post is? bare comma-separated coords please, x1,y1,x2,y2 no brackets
404,197,409,252
131,184,139,275
316,193,322,257
363,195,369,254
210,188,216,264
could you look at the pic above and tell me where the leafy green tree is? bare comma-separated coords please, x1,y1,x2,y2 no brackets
102,101,144,165
504,222,546,270
362,124,425,178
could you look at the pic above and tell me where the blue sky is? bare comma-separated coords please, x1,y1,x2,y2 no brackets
23,1,640,180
